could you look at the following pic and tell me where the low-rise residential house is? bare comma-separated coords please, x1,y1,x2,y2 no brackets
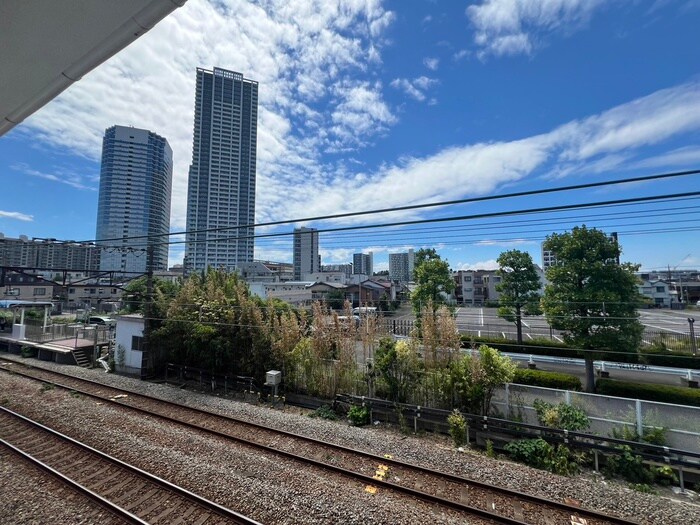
61,283,124,312
345,280,386,306
2,273,53,303
638,280,673,307
308,282,348,303
454,266,545,306
264,281,314,305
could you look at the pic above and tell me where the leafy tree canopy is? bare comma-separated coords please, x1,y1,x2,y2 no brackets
541,226,643,391
496,249,542,345
411,248,454,315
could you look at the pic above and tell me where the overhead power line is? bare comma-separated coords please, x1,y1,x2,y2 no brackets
80,168,700,245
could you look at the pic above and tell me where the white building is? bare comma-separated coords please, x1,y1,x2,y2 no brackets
638,280,673,308
114,314,145,376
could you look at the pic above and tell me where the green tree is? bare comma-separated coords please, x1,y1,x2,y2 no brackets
151,269,273,380
411,248,454,316
541,226,643,392
122,276,180,317
325,289,346,310
375,337,422,403
438,345,516,415
496,250,542,350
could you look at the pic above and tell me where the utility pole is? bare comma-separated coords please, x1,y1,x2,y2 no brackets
143,244,154,379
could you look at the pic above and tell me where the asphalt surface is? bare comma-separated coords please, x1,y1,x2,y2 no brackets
392,305,700,387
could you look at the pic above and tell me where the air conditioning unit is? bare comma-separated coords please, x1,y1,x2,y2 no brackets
265,370,281,386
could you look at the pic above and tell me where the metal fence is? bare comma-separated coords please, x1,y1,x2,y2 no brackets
22,323,111,345
492,383,700,452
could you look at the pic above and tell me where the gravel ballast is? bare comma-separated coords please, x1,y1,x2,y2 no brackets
1,354,699,524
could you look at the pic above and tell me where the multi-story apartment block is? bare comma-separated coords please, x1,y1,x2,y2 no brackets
454,266,545,305
388,249,414,283
293,227,320,280
185,67,258,272
0,234,100,271
352,252,373,276
96,125,172,274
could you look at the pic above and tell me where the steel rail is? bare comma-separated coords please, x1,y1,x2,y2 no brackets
0,358,637,525
0,405,262,525
1,438,148,525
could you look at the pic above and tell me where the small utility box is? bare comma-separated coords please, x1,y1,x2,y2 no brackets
266,370,281,386
266,370,282,398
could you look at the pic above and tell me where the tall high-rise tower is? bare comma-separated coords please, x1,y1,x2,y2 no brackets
96,125,172,274
293,227,320,280
185,67,258,272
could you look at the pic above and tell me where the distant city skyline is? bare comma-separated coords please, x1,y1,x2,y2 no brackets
3,1,700,273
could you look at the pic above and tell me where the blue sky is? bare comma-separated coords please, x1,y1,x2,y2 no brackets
3,0,700,273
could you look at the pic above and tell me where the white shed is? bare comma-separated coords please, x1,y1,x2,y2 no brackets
114,314,145,376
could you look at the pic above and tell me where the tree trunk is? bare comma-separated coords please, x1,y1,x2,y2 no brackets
515,306,523,352
584,356,595,393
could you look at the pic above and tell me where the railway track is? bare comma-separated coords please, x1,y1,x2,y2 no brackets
0,358,638,525
0,404,261,525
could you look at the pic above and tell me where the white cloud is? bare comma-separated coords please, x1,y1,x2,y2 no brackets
630,146,700,169
467,0,607,58
423,57,439,70
11,162,96,191
12,0,700,264
20,0,396,229
390,76,439,102
475,239,536,247
453,49,470,61
455,259,500,271
0,211,33,222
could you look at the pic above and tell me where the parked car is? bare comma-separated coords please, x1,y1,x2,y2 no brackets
87,316,116,327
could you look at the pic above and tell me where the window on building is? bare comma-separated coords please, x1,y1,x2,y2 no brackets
132,336,144,352
656,286,665,293
463,276,471,282
33,288,46,296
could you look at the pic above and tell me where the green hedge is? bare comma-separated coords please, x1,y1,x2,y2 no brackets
596,379,700,407
461,334,581,359
513,369,582,391
639,346,700,370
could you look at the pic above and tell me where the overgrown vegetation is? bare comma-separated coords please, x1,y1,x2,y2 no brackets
612,424,668,446
309,405,338,421
20,346,36,358
533,399,590,431
447,409,467,447
504,438,583,476
347,405,370,426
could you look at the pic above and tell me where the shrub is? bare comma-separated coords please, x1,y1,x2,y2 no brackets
533,400,590,431
309,405,338,421
513,369,582,391
596,379,700,407
611,425,668,446
447,409,467,447
604,445,654,484
347,405,370,426
20,346,36,358
485,439,495,458
652,465,678,486
504,438,582,475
